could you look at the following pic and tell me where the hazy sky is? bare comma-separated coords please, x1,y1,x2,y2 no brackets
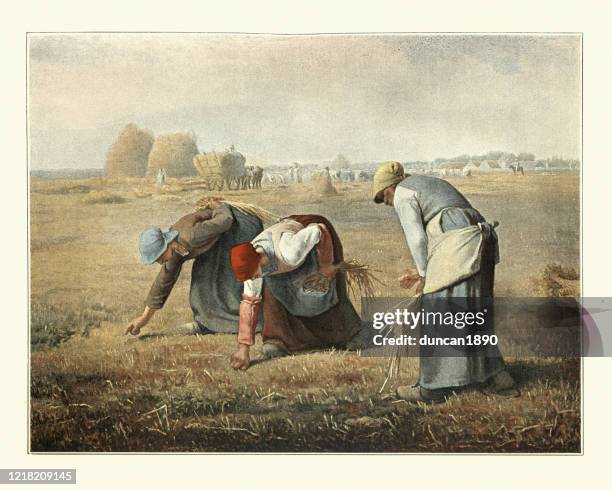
28,33,581,169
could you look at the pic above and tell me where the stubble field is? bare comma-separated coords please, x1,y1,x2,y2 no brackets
30,172,580,452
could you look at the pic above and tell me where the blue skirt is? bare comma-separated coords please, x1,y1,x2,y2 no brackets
419,207,505,390
189,207,263,333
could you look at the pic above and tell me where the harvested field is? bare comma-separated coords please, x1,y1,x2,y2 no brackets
30,172,580,452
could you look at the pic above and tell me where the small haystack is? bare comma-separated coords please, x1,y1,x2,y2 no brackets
147,132,199,178
105,124,154,178
311,172,338,196
132,188,152,199
531,264,580,297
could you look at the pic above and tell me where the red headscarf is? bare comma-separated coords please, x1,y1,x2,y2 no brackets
231,242,261,281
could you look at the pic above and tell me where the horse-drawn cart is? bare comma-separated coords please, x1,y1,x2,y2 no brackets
193,150,247,190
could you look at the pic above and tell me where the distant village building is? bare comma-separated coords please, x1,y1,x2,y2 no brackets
438,162,466,177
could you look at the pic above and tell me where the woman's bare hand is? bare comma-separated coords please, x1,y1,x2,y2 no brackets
399,268,425,293
125,315,148,335
125,306,157,335
230,344,251,370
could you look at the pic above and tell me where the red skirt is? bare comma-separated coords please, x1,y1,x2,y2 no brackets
261,215,362,352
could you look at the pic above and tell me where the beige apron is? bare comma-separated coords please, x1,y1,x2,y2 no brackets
423,209,499,294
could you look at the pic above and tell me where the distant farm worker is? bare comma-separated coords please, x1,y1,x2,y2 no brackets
156,168,167,187
290,162,302,184
125,201,263,336
372,161,516,403
228,215,363,370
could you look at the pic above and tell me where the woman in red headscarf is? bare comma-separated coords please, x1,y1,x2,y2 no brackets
229,215,363,370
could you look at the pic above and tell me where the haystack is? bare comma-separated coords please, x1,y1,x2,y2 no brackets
311,173,337,196
105,124,154,178
530,264,580,297
147,132,199,178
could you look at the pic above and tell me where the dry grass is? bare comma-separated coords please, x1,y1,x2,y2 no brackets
31,301,115,351
31,179,96,195
132,189,153,199
30,325,580,451
154,194,182,203
82,191,127,205
30,173,581,452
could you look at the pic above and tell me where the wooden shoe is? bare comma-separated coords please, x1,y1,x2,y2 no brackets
262,343,289,359
396,385,449,404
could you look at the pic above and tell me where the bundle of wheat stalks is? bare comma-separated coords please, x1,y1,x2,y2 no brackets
195,197,280,224
301,259,385,297
386,295,422,381
335,259,386,301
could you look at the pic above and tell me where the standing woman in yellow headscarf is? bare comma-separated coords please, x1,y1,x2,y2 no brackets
372,162,515,403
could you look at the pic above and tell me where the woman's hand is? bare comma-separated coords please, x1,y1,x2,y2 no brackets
230,344,251,370
399,268,425,293
125,315,148,335
125,306,157,335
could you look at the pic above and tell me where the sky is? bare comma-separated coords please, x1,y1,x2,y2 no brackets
28,33,581,170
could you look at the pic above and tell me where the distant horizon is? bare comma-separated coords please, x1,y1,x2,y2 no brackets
28,148,580,173
28,34,581,170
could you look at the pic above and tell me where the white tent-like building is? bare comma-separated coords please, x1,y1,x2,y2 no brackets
462,161,505,174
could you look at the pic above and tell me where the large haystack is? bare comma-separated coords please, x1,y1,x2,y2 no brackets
147,132,199,178
105,124,154,177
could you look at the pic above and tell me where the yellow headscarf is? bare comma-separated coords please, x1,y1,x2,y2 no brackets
372,161,406,202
